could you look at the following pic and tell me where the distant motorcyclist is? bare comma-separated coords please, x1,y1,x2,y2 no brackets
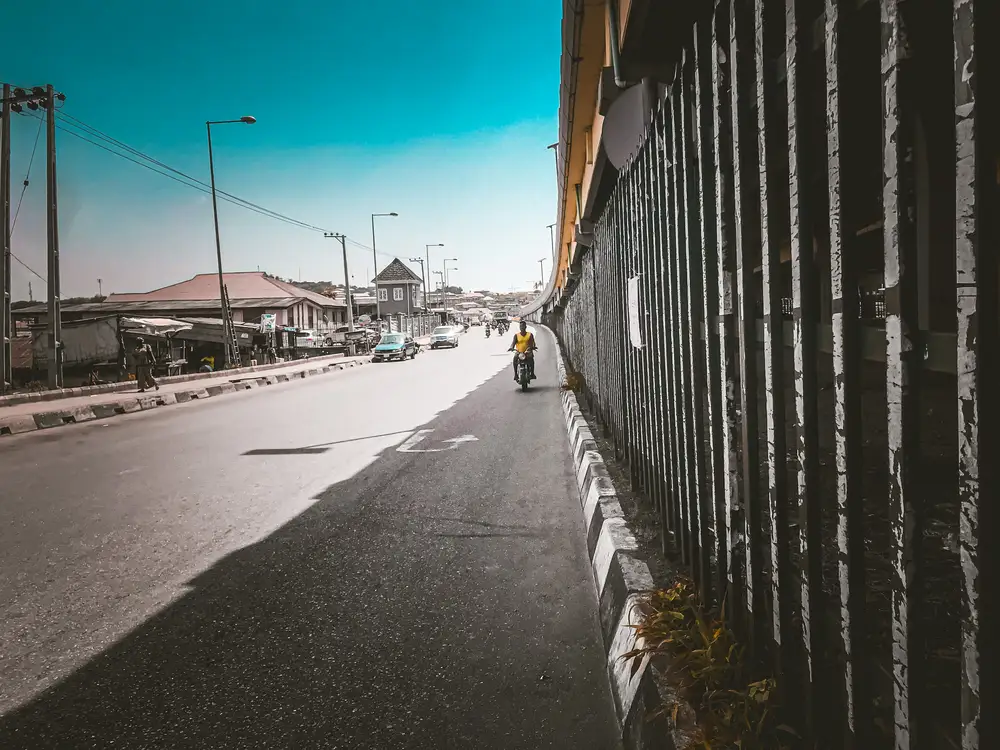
486,324,491,338
508,321,537,381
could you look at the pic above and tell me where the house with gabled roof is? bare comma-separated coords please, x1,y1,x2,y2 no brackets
13,272,347,332
372,258,423,316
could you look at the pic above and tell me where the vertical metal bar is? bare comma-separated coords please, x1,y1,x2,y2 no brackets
730,0,765,643
712,0,741,611
680,47,709,595
674,79,702,576
643,139,660,508
637,136,658,512
648,108,672,553
629,152,649,493
955,1,998,747
694,15,726,605
786,0,824,730
882,1,923,746
617,173,631,464
656,102,683,554
754,0,792,662
623,155,638,485
825,0,868,742
667,91,693,565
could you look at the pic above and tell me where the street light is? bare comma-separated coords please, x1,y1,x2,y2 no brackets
371,212,398,320
546,223,556,263
443,258,458,314
538,258,546,287
424,243,443,309
206,115,255,369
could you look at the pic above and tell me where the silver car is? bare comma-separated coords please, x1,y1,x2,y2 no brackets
429,325,460,349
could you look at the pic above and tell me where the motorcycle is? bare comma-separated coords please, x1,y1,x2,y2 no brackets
516,351,532,391
485,325,491,338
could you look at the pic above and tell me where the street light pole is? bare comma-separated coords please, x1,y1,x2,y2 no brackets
443,258,458,315
409,257,426,309
371,211,398,321
326,232,353,331
538,258,546,287
546,223,556,263
207,115,255,369
424,243,443,309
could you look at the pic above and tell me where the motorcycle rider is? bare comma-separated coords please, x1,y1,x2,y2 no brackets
508,321,537,382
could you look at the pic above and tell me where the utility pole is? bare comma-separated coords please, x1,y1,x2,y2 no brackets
326,232,354,331
97,278,103,298
1,83,11,395
45,85,63,390
409,257,426,309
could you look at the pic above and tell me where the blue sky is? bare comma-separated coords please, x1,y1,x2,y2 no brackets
1,0,560,300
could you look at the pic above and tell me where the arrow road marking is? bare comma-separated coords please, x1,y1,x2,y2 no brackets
397,430,479,453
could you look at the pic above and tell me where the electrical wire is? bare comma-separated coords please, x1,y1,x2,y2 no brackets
11,113,43,233
55,110,401,260
11,252,45,282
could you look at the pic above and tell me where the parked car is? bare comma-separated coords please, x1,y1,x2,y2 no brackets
429,326,460,349
296,329,320,348
371,333,417,362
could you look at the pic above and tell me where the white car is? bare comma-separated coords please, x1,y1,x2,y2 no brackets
296,329,320,348
429,326,460,349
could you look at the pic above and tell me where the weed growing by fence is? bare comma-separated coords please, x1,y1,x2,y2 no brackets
623,578,798,749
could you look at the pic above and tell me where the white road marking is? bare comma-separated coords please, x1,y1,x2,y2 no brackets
396,430,479,453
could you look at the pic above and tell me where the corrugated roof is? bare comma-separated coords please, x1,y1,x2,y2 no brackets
12,296,345,317
373,258,422,285
106,272,341,308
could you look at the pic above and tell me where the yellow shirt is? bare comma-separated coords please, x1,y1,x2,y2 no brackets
514,332,533,353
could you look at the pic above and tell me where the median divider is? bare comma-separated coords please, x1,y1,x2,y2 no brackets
0,358,367,439
547,326,675,750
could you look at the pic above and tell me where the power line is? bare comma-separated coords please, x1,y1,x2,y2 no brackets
11,113,43,232
55,111,407,261
11,252,45,282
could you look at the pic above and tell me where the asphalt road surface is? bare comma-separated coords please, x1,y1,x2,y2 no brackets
0,327,621,750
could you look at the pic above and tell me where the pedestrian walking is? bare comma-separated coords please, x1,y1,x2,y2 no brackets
133,337,159,392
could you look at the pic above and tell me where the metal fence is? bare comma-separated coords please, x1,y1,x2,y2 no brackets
532,1,997,747
388,314,438,339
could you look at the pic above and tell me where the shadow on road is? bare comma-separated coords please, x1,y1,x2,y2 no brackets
242,429,415,456
0,366,618,750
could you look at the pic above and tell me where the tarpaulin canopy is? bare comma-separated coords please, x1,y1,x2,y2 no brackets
120,317,194,337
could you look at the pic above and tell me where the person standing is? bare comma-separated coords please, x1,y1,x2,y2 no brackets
133,337,159,392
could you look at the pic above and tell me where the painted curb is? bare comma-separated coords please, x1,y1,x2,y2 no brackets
0,353,362,409
0,359,367,439
544,325,673,750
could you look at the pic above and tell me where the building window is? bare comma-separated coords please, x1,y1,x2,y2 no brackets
308,307,314,328
393,287,403,302
378,288,388,302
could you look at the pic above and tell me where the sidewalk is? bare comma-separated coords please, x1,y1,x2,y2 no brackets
0,355,368,438
0,351,361,409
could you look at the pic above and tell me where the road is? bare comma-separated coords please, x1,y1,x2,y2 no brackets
0,327,621,750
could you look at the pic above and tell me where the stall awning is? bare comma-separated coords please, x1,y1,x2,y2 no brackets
120,317,195,337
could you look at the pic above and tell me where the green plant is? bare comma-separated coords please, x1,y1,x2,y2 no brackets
622,578,797,749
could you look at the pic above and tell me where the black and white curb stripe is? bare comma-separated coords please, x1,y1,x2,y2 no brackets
0,360,366,438
552,334,673,750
